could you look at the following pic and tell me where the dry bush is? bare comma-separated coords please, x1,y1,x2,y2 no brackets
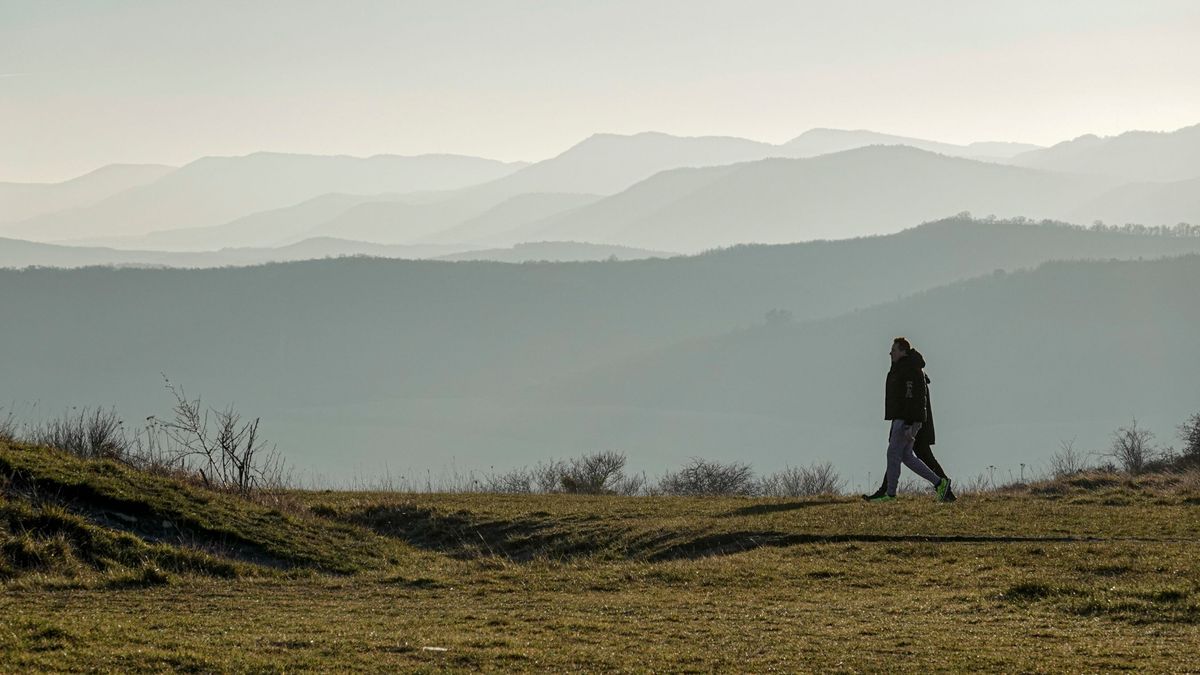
0,409,15,443
1047,438,1093,478
1176,413,1200,469
531,460,567,493
158,380,286,495
482,466,534,494
482,452,644,495
559,451,629,494
1173,467,1200,494
658,458,755,496
25,408,129,461
758,462,844,497
608,471,648,496
955,473,994,495
1109,418,1160,474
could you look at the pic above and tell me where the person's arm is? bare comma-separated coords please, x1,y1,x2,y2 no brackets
902,367,927,438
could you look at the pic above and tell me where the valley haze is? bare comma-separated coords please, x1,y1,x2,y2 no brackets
5,4,1200,669
4,1,1199,491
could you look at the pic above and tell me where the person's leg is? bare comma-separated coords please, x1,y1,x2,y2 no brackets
872,474,888,496
913,439,946,480
900,436,942,486
913,437,954,500
884,420,907,496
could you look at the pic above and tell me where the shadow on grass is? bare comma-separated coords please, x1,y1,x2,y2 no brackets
332,503,1115,563
330,504,630,562
645,530,1093,561
722,499,844,517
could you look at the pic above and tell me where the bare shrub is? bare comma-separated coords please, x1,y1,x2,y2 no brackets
159,380,286,495
1177,413,1200,469
0,408,15,443
559,450,628,494
608,471,648,496
658,458,755,496
1174,467,1200,493
482,466,534,494
26,408,129,461
955,473,994,495
1047,438,1091,478
531,460,567,493
1109,418,1159,475
758,462,844,497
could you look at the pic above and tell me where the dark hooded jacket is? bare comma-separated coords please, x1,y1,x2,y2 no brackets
885,350,927,425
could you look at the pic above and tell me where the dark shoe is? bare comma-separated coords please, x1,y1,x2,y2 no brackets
942,484,958,502
862,486,887,501
867,494,896,503
935,478,952,502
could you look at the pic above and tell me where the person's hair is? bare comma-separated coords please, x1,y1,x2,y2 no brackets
892,337,912,352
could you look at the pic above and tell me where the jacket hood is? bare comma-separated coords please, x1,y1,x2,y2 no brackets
889,349,927,377
908,348,927,369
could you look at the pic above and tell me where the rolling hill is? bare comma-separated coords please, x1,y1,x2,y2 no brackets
528,254,1200,480
0,235,478,269
422,193,604,245
118,193,396,250
780,128,1039,160
1009,123,1200,182
463,132,776,198
1069,177,1200,228
3,217,1199,478
508,146,1125,251
1,153,524,242
435,241,675,262
0,164,175,224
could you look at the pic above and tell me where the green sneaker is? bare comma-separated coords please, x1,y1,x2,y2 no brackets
868,494,896,503
935,478,952,502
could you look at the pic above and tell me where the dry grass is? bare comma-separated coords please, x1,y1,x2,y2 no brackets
3,441,1199,671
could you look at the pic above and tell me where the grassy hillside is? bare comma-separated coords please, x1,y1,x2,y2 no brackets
2,440,1198,670
0,441,404,580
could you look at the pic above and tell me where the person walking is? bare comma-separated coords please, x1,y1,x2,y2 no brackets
866,337,952,502
863,346,956,501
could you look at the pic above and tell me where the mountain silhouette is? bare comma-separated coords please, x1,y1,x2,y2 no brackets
530,254,1200,478
507,146,1124,251
0,164,174,224
4,217,1200,477
0,235,480,269
1009,123,1200,182
781,128,1038,160
1,153,524,242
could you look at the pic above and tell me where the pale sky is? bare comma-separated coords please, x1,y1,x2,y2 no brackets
2,0,1198,182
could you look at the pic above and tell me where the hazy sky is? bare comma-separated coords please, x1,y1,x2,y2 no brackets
2,0,1198,182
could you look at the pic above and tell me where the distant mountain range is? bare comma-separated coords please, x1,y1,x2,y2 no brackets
0,234,672,269
780,128,1040,160
0,235,479,269
435,241,675,263
1011,123,1200,182
506,146,1125,251
0,153,525,241
1069,177,1200,227
526,254,1200,479
4,217,1199,478
4,123,1199,263
0,164,174,223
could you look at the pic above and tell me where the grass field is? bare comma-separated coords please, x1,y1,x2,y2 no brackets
3,442,1199,671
